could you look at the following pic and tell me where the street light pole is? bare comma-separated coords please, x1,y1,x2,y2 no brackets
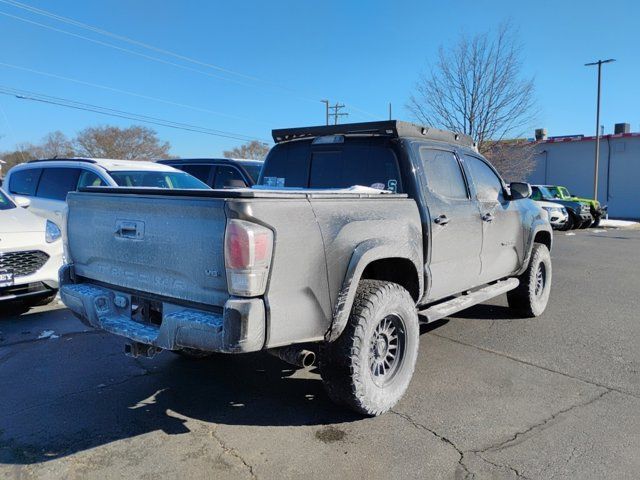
585,58,615,201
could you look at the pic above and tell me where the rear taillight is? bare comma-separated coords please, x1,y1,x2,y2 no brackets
224,219,273,296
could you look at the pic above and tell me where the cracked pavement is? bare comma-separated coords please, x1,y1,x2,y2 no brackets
1,228,639,479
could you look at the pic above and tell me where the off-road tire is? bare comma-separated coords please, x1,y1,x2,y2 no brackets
507,243,552,317
563,213,576,230
319,280,419,416
579,219,591,229
591,215,601,228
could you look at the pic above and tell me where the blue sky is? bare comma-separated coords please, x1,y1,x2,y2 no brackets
0,0,638,157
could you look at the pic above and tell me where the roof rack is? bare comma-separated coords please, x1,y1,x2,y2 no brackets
27,157,97,164
272,120,474,147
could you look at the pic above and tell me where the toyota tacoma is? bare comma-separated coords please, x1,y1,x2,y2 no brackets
60,121,553,415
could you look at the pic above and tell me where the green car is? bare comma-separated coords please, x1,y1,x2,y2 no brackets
539,185,606,228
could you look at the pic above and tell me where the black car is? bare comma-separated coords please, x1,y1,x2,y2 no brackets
157,158,263,189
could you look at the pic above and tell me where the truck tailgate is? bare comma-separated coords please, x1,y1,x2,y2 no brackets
66,192,228,307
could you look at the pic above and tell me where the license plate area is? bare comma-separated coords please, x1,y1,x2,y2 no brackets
0,271,14,288
131,296,163,326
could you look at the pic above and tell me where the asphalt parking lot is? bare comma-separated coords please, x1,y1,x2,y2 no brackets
1,227,639,480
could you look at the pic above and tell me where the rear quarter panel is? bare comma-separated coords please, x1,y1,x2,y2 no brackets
308,196,423,339
225,198,333,347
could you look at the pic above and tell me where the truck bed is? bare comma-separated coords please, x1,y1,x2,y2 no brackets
65,188,422,348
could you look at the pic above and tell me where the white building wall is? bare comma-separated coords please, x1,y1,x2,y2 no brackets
528,135,640,219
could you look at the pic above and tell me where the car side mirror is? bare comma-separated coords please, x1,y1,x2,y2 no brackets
509,182,532,200
13,195,31,208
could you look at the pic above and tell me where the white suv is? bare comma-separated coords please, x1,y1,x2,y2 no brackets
0,188,63,309
3,158,209,223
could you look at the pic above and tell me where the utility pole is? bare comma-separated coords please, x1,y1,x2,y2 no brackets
320,99,329,125
328,102,348,125
585,58,615,201
388,103,392,120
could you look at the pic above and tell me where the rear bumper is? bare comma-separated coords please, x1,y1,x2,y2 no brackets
59,266,265,353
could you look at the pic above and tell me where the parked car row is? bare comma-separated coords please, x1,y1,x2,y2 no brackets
531,184,605,230
0,156,263,311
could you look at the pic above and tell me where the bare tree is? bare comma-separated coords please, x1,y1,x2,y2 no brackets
408,23,536,158
20,131,75,159
74,125,172,160
482,139,536,182
223,140,270,160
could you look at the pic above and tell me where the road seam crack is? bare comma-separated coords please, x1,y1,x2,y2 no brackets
472,389,611,455
432,333,639,399
208,429,257,479
391,409,473,479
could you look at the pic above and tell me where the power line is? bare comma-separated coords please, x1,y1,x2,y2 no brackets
0,85,270,143
0,61,267,125
0,1,381,120
0,0,264,83
0,11,258,89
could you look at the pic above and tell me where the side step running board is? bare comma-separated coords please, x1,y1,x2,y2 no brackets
418,278,519,324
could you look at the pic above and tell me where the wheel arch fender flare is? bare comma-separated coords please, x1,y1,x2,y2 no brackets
325,238,423,342
518,221,553,276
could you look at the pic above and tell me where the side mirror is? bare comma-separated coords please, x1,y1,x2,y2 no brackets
509,182,532,200
13,195,31,208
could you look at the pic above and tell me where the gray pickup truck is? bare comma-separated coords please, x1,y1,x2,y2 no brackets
60,121,552,415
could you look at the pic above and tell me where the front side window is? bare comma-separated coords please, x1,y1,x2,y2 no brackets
78,170,106,189
546,186,563,199
108,171,210,189
243,163,262,183
530,187,543,201
0,189,16,210
464,155,505,203
214,166,246,189
559,186,571,198
180,164,213,184
36,168,81,201
419,148,468,200
8,168,42,196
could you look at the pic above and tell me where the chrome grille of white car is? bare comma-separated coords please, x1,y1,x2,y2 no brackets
0,250,50,277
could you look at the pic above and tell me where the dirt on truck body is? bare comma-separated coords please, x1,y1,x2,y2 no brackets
61,120,553,415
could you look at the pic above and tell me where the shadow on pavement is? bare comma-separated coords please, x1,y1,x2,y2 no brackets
0,330,361,465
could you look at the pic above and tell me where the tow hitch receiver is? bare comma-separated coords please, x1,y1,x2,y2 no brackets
124,342,162,358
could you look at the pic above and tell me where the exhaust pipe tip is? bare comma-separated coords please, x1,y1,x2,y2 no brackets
268,345,316,368
300,350,316,368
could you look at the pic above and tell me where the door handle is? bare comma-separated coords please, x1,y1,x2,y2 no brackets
482,213,494,222
434,214,450,226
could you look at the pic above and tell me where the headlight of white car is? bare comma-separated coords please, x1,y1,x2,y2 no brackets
542,206,561,215
46,220,62,243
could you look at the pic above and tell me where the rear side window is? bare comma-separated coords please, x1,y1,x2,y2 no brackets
464,155,504,202
180,164,213,184
8,168,42,196
36,168,81,201
214,166,246,188
419,148,468,200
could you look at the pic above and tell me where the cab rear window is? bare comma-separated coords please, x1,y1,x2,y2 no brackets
260,138,402,192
